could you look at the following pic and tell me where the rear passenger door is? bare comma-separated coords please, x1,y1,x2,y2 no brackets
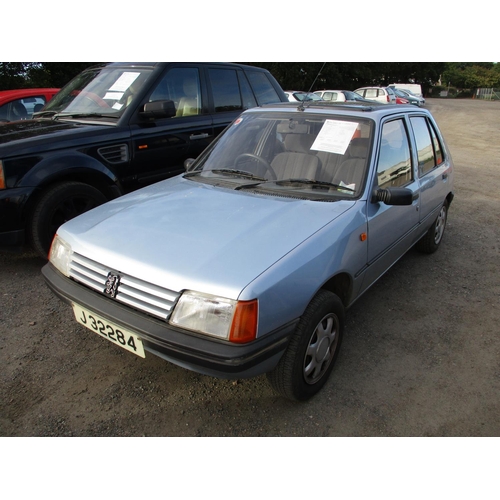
364,117,421,285
408,115,451,223
206,65,258,138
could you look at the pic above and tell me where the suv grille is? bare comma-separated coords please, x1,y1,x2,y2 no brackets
69,253,180,320
98,144,129,164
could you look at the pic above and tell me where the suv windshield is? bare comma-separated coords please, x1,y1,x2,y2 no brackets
41,66,154,119
188,111,373,199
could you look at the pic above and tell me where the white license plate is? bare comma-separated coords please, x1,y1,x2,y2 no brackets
72,303,145,358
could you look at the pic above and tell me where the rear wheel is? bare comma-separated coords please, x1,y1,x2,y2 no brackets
267,290,344,401
29,181,107,259
416,200,448,254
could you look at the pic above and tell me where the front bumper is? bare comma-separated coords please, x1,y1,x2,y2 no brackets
42,263,295,379
0,186,35,247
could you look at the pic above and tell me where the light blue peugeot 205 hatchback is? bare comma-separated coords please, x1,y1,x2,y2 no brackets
43,101,454,401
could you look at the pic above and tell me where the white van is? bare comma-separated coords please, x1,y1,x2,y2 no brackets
389,83,422,97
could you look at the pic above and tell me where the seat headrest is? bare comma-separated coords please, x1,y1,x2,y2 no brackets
347,138,369,159
283,134,315,153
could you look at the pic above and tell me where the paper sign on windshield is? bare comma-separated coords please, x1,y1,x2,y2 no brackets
311,120,359,155
110,72,140,92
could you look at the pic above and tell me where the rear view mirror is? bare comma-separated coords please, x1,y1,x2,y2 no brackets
371,187,415,205
140,100,176,119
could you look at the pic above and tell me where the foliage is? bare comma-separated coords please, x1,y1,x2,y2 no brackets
243,62,447,94
2,62,498,96
441,62,500,89
0,62,98,90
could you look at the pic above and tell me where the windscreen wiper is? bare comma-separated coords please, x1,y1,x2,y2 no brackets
54,112,112,120
210,169,267,181
275,178,356,192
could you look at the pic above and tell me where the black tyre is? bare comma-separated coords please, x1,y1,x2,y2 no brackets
29,181,107,258
267,290,344,401
416,200,448,254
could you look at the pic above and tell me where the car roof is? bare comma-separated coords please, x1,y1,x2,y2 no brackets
252,100,421,118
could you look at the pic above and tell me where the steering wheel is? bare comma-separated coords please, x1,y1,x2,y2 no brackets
79,91,110,108
235,153,277,180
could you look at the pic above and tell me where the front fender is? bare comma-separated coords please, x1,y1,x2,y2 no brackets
18,150,120,189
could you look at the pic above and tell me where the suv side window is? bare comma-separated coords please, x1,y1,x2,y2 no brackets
244,70,281,105
208,68,243,112
377,119,413,188
149,67,202,117
410,116,444,176
365,88,378,99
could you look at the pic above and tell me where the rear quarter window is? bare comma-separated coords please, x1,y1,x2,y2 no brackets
245,71,281,105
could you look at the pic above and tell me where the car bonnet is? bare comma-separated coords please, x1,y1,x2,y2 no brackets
58,176,355,300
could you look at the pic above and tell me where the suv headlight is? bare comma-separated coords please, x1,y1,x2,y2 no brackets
49,234,73,276
170,291,258,343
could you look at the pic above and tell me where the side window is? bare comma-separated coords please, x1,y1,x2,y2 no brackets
429,122,444,165
410,116,441,175
149,67,201,118
245,70,281,105
365,89,378,98
208,69,242,113
377,119,413,188
0,98,30,121
237,72,258,109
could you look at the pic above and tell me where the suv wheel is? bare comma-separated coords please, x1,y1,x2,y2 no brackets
29,181,107,259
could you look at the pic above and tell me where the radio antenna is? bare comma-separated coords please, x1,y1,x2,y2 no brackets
298,62,327,111
307,62,326,93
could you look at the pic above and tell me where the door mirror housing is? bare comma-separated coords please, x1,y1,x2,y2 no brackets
140,100,176,119
184,158,196,171
371,187,415,206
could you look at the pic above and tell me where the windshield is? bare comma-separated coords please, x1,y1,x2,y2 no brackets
187,111,373,199
41,66,154,118
294,92,323,102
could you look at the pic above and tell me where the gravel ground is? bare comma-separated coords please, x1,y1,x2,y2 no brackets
1,98,499,439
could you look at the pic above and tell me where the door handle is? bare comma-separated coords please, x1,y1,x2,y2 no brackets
442,173,448,180
190,133,210,140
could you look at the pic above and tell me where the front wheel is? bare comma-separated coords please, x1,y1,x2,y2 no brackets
267,290,344,401
29,181,107,259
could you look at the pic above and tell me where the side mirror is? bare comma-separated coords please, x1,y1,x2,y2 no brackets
140,100,176,119
371,187,416,206
184,158,196,171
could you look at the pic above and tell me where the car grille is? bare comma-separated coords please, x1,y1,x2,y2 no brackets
69,252,180,320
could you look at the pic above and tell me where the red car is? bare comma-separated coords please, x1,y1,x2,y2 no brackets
0,88,60,122
395,96,410,105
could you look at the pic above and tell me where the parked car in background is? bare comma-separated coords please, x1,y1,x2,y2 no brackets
43,100,454,401
313,90,375,103
0,88,60,122
394,93,410,105
0,62,287,258
354,86,396,104
394,88,425,106
285,91,323,102
389,83,423,97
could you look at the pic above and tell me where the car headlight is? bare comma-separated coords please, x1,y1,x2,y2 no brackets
170,291,258,343
49,234,73,276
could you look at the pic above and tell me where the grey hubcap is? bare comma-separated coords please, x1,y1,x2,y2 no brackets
303,313,339,385
434,205,447,244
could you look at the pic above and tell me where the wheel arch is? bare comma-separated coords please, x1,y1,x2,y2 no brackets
20,152,123,223
320,272,353,308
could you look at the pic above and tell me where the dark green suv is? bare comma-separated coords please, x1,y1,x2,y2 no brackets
0,62,287,257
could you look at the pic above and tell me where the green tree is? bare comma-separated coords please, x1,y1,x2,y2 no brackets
0,62,98,90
